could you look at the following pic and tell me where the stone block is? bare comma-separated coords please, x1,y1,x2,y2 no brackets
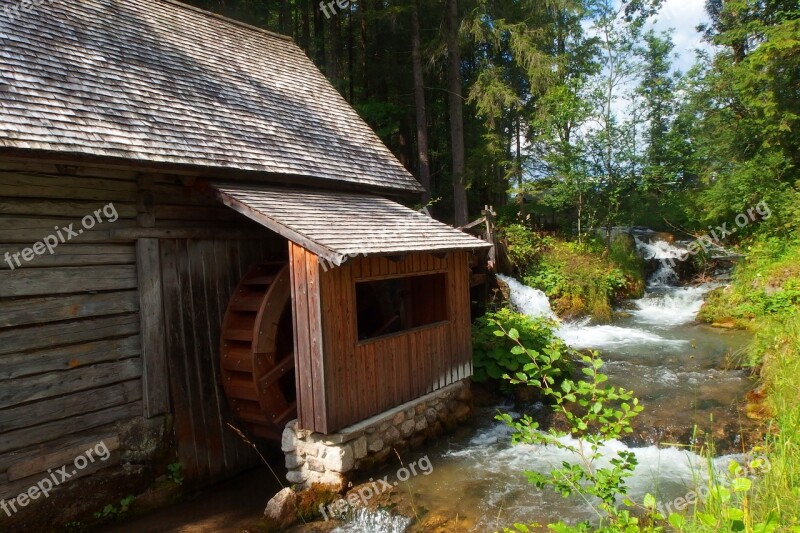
400,419,416,437
404,408,415,419
307,456,326,473
286,470,306,484
367,438,384,453
264,487,298,528
453,402,471,421
352,436,368,460
281,427,296,453
415,416,428,432
415,404,426,415
424,408,437,424
392,411,405,426
383,426,400,444
323,445,355,473
285,454,305,470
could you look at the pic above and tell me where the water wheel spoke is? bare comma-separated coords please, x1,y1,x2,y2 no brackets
257,354,295,391
220,263,297,441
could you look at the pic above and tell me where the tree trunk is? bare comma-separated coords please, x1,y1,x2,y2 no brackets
313,3,326,72
411,0,431,203
446,0,468,226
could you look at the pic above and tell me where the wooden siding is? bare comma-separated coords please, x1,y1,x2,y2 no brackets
294,251,473,433
160,238,287,482
0,164,142,500
289,243,328,432
0,159,290,504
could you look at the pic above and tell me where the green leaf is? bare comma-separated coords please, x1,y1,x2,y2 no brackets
508,328,519,340
642,493,656,509
731,477,752,492
669,513,687,529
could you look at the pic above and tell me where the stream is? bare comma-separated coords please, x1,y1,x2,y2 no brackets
332,237,755,532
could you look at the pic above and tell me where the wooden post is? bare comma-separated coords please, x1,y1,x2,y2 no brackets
136,238,170,418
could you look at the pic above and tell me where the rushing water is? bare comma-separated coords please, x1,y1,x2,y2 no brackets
331,238,753,532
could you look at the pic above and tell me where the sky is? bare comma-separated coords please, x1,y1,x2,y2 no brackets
647,0,713,74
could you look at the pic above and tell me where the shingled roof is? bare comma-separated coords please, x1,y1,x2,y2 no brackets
212,183,492,265
0,0,422,194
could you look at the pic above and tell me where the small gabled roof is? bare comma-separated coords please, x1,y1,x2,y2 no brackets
212,183,491,266
0,0,422,194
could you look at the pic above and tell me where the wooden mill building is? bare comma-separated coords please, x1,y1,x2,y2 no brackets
0,0,489,525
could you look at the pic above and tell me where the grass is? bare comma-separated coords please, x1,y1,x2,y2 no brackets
521,234,645,321
691,235,800,531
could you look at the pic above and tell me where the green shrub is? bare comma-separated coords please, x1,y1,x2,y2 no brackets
500,224,553,274
472,308,572,382
521,235,645,321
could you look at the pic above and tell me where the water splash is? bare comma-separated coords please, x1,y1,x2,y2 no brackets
634,236,689,288
497,274,556,319
331,507,412,533
558,321,688,349
631,285,718,327
496,273,690,350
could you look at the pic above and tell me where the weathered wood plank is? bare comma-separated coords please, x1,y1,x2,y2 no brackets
0,199,137,218
186,240,225,478
0,425,119,473
0,216,136,243
0,173,137,201
160,239,202,482
0,402,140,454
136,239,169,418
304,250,327,433
0,336,141,380
0,291,138,328
0,451,122,501
0,244,136,268
0,265,138,297
290,242,315,431
0,359,142,409
110,227,272,240
6,436,121,482
0,314,139,357
0,381,142,433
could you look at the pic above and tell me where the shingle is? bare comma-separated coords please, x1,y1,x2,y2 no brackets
212,183,491,265
0,0,422,194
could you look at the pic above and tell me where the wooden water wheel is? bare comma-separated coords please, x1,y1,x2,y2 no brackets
220,261,297,441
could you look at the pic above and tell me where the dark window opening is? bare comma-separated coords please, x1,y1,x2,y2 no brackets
356,273,448,341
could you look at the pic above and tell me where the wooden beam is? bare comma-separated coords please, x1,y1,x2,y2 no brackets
111,228,271,240
136,238,170,418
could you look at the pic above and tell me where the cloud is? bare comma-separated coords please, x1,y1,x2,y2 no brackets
647,0,713,74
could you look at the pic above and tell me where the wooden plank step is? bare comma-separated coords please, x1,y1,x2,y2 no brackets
222,328,254,342
243,275,276,286
233,407,270,425
229,292,265,312
225,379,259,402
221,346,254,373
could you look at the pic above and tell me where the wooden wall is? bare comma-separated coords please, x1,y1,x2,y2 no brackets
0,158,289,507
0,162,143,500
292,249,473,434
160,238,286,481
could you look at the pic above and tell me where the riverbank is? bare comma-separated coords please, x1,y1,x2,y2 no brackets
694,236,800,529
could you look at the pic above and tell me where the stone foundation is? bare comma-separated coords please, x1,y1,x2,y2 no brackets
281,379,472,490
